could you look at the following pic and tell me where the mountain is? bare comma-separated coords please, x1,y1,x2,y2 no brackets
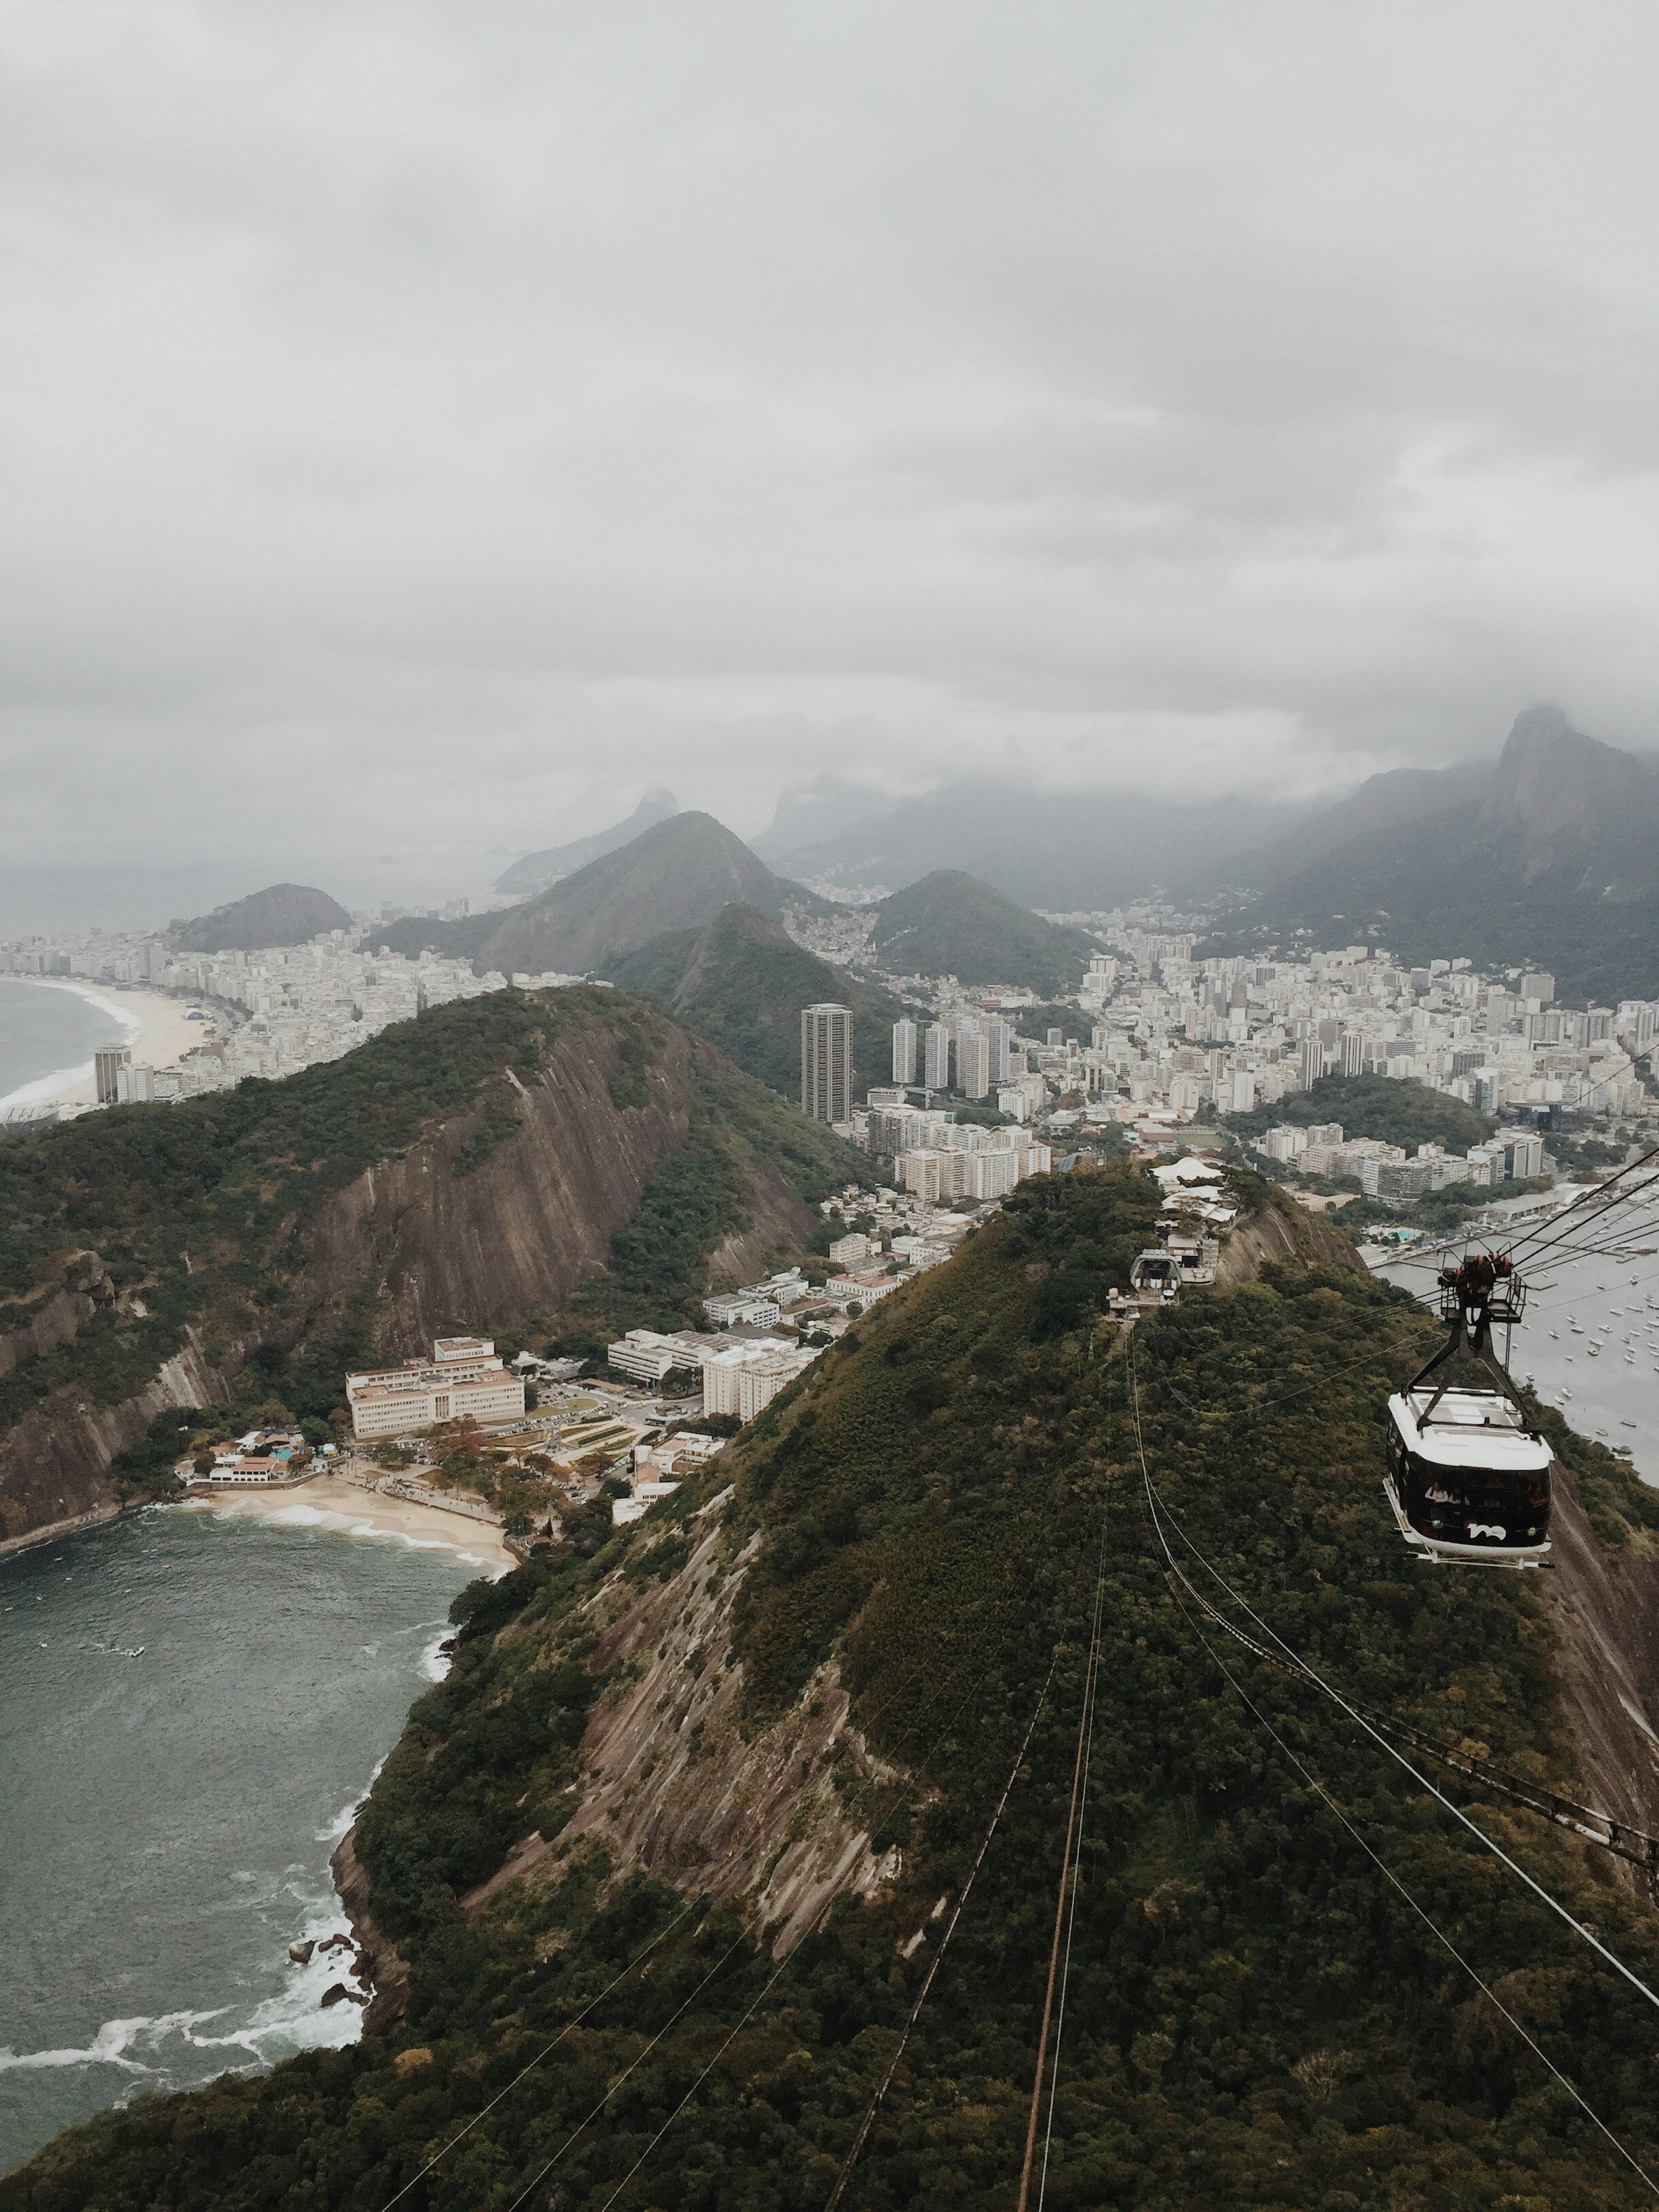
607,901,922,1102
168,882,352,954
756,775,1310,905
1207,706,1659,1002
0,987,868,1552
18,1168,1659,2208
867,868,1096,994
492,787,680,897
476,811,815,978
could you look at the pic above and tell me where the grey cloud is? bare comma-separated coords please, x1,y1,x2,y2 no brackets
3,1,1659,890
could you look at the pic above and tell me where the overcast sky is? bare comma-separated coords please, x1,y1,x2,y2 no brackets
6,1,1659,898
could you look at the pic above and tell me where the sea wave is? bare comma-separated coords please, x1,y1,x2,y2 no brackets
0,979,142,1113
0,1902,365,2081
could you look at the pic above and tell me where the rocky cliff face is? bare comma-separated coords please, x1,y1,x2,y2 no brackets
0,1017,817,1550
457,1504,905,1963
1544,1475,1659,1896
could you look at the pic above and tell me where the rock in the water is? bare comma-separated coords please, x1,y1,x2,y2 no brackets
287,1939,315,1965
320,1982,368,2009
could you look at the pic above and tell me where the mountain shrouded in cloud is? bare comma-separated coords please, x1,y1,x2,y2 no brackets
1206,705,1659,1000
493,788,680,897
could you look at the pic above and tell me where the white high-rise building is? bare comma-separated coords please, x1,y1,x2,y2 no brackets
924,1022,951,1091
987,1020,1012,1084
801,1003,853,1123
892,1019,918,1086
958,1033,991,1100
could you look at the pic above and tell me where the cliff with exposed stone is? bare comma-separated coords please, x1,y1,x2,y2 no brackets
0,1014,817,1553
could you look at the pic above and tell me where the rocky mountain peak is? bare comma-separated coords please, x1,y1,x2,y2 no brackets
1486,703,1653,850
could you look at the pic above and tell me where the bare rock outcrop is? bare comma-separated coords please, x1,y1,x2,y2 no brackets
1546,1471,1659,1893
1214,1194,1358,1287
0,1017,817,1550
462,1504,905,1954
330,1825,411,2034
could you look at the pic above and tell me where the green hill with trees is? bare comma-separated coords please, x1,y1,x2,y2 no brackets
867,869,1095,994
607,902,921,1103
1227,1071,1494,1153
0,987,867,1534
12,1169,1659,2208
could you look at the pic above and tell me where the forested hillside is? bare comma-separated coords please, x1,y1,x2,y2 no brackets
1227,1072,1494,1153
14,1168,1659,2209
0,987,866,1545
607,902,920,1103
867,869,1094,994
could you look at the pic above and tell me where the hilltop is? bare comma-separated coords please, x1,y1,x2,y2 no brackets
867,868,1095,994
493,787,680,898
168,882,352,954
608,901,920,1102
14,1167,1659,2207
478,812,816,979
1226,1070,1494,1153
1206,705,1659,1002
0,986,866,1551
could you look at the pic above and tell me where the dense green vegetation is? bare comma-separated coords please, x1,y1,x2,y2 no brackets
608,902,920,1104
0,990,552,1466
1227,1071,1494,1154
868,869,1094,995
16,1169,1659,2209
554,1052,878,1359
0,989,866,1503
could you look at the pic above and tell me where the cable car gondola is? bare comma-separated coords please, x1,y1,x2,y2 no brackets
1383,1252,1552,1568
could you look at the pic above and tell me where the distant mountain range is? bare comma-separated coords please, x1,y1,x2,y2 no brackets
169,882,352,954
492,787,680,898
1206,705,1659,1004
755,777,1308,907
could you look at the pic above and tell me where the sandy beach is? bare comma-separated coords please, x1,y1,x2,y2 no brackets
182,1473,514,1572
0,979,207,1112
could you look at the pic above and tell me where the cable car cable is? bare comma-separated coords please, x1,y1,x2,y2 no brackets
819,1648,1064,2212
495,1648,1008,2212
1153,1564,1659,2200
1128,1346,1659,2016
373,1631,971,2212
1016,1507,1110,2212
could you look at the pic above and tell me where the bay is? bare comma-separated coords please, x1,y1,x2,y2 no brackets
0,979,123,1109
0,1506,476,2176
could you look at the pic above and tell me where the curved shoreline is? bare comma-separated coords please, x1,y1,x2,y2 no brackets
180,1473,514,1572
0,978,203,1113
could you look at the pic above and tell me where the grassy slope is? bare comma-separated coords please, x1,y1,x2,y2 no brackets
0,989,867,1490
1226,1071,1494,1153
607,903,920,1104
869,870,1095,995
15,1170,1659,2209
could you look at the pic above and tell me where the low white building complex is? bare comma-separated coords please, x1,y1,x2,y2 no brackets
346,1336,525,1439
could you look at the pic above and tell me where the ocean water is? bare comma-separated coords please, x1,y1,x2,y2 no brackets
0,1506,476,2176
0,979,131,1112
1381,1244,1659,1485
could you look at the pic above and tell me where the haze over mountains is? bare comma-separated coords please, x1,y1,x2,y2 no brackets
169,883,352,954
755,778,1309,907
1209,705,1659,1002
492,787,680,899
